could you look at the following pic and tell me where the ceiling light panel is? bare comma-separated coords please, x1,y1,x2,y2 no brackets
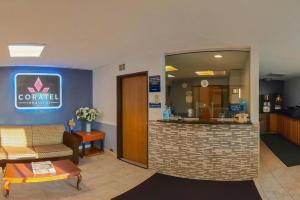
165,65,178,72
195,70,226,76
8,44,45,57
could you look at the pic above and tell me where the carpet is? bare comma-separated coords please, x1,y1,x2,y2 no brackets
261,133,300,167
112,173,261,200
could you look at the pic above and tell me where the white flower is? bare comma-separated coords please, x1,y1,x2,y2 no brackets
75,107,102,122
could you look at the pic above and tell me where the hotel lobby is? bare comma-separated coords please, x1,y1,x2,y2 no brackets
0,1,300,199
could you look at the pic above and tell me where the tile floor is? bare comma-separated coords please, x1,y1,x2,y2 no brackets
0,152,155,200
254,141,300,200
0,141,298,200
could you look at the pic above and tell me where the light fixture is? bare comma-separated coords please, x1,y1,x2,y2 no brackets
167,74,175,78
8,44,45,57
165,65,178,72
195,70,226,76
195,70,215,76
214,54,223,58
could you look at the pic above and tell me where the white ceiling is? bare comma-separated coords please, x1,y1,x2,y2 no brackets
165,51,249,79
0,0,300,78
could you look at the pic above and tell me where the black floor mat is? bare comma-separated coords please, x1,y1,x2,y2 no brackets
261,134,300,167
112,173,261,200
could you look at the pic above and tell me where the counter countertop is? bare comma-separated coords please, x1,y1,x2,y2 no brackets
157,119,252,125
261,111,300,120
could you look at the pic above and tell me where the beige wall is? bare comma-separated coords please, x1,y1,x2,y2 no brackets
93,52,165,125
250,45,260,123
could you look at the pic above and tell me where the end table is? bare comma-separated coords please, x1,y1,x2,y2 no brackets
74,131,105,157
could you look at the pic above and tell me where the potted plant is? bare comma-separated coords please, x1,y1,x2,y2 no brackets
75,107,101,132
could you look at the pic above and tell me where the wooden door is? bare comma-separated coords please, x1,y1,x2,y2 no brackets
117,72,148,167
197,86,226,119
199,87,210,119
210,86,223,118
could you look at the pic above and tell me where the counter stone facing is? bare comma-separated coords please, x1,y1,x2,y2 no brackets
149,120,259,181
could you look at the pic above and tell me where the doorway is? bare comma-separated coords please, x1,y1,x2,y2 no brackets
193,85,229,119
117,72,148,168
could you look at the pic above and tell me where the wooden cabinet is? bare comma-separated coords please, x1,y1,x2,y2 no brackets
260,113,280,134
277,114,284,135
259,113,267,133
269,113,278,133
283,115,290,139
278,115,290,139
289,118,299,144
261,113,300,146
272,113,300,146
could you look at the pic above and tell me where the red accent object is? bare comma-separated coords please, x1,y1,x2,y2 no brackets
34,77,43,92
27,87,35,93
42,88,49,93
26,77,50,94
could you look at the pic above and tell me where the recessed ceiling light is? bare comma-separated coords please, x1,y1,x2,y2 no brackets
165,65,178,72
167,74,175,78
8,44,45,57
195,70,226,76
214,54,223,58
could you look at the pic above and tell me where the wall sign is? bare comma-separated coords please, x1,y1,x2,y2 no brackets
149,93,161,108
15,73,62,109
149,75,161,108
229,104,241,112
149,75,161,92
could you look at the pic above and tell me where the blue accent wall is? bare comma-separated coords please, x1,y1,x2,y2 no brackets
284,76,300,108
0,66,92,129
259,79,284,96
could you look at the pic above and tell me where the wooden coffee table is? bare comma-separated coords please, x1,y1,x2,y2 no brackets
2,160,82,198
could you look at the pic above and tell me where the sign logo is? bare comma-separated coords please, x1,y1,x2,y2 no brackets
15,73,62,109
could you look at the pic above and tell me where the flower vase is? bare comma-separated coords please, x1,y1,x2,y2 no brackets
83,122,92,133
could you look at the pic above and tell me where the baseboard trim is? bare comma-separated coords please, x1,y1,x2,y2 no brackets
104,148,117,157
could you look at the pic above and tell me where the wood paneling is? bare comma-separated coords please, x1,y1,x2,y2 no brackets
277,114,284,135
260,113,277,134
119,73,148,167
274,114,300,146
269,113,278,133
259,113,267,133
298,122,300,145
289,118,299,144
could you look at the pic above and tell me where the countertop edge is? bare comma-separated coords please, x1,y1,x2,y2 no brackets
155,119,252,125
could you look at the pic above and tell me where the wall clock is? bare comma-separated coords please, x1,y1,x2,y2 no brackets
201,80,209,87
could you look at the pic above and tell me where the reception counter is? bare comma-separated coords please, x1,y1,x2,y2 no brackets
148,120,259,181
